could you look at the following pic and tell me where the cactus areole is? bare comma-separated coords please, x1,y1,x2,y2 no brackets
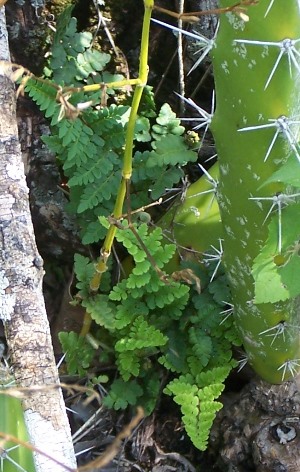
211,0,300,383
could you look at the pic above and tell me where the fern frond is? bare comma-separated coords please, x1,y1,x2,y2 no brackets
115,316,167,352
25,78,58,119
165,369,229,451
41,134,64,154
146,134,198,168
208,275,231,305
73,253,95,298
126,270,152,289
151,103,185,141
82,294,116,331
103,379,143,410
68,150,118,186
117,351,141,381
58,118,93,148
132,150,157,182
158,327,188,373
196,366,231,388
134,116,151,142
58,331,95,376
109,279,128,302
189,328,213,367
146,282,190,310
115,299,149,329
49,6,110,84
80,218,108,245
151,167,184,199
76,49,111,78
77,170,121,213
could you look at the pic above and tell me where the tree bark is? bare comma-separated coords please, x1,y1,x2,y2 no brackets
0,7,76,472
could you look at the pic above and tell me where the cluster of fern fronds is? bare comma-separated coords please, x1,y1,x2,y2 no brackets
25,5,240,451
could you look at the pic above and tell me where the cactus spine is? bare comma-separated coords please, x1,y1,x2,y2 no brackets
211,0,300,382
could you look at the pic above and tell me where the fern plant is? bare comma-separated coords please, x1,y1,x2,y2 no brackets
9,0,300,461
22,1,239,453
25,6,198,245
59,220,239,451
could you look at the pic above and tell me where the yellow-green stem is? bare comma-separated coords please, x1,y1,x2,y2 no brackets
89,0,153,292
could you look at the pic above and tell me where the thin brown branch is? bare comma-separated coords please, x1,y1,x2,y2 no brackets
153,1,258,22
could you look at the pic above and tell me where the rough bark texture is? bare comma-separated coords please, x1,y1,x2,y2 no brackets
0,7,76,472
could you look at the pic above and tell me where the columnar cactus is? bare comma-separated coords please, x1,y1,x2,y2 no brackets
210,0,300,382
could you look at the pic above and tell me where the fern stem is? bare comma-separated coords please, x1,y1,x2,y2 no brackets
90,0,153,292
80,78,142,93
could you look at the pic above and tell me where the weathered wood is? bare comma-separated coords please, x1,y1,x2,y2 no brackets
0,7,76,471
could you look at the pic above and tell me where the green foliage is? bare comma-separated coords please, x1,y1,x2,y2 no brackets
251,159,300,304
73,254,95,297
151,103,185,140
26,6,198,244
147,134,196,167
25,0,300,454
25,79,58,119
164,366,230,451
103,379,144,410
132,104,198,199
55,217,238,445
58,331,95,377
45,5,111,85
68,222,238,447
24,4,242,453
210,0,300,383
253,201,300,303
261,158,300,188
115,316,167,352
74,253,111,295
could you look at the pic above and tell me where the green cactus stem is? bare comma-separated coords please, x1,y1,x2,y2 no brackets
0,390,35,472
210,0,300,382
158,162,222,270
